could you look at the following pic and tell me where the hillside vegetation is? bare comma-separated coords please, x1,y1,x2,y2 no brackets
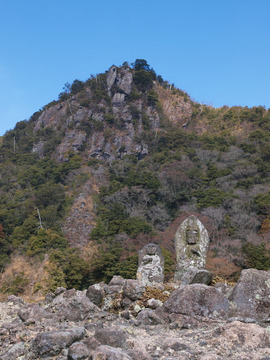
0,59,270,298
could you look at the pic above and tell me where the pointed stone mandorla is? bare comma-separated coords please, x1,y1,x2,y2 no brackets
174,215,210,281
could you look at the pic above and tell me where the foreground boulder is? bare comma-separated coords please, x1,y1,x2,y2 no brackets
94,329,128,349
103,277,125,311
67,341,91,360
209,321,270,349
32,327,85,358
0,342,25,360
18,303,53,323
49,289,100,321
86,282,106,307
93,345,131,360
181,267,212,285
136,308,164,325
229,268,270,321
164,284,230,318
123,279,145,301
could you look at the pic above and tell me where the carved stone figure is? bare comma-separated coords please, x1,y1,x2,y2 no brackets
174,215,209,281
137,243,164,286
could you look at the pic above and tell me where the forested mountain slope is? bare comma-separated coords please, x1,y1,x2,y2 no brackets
0,60,269,298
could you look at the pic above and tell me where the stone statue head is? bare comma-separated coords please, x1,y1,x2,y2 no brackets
186,228,198,245
145,243,159,256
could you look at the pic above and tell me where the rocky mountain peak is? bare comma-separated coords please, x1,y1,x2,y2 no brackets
30,63,168,163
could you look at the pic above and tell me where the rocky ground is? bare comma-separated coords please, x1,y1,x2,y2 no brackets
0,269,269,360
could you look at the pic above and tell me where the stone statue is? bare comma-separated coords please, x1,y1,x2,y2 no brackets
137,243,164,286
174,215,209,281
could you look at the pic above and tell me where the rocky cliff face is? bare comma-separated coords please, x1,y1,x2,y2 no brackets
31,65,168,163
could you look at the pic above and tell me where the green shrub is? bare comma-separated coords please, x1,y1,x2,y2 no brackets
27,229,68,258
44,262,67,292
121,217,153,237
147,90,159,107
142,113,151,130
242,243,270,270
161,248,175,281
255,191,270,215
195,188,229,208
111,254,138,279
49,248,90,290
89,243,122,283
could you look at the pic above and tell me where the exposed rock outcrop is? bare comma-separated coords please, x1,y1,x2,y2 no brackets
32,327,85,358
229,268,270,321
1,271,270,360
164,284,230,318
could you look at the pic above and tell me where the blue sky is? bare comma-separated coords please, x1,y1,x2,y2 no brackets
0,0,269,135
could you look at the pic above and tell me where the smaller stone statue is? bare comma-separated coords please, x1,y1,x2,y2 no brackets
137,243,164,286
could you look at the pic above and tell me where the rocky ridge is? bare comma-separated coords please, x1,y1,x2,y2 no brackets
0,268,269,360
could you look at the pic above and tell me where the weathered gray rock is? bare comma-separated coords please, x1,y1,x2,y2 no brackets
32,327,85,358
123,279,145,301
107,66,118,93
126,349,152,360
86,282,106,307
174,215,210,281
1,282,270,360
45,292,55,303
112,92,125,105
109,275,126,287
137,243,164,286
214,282,233,297
0,342,25,360
164,284,230,318
181,267,212,285
107,66,133,98
229,268,270,321
67,341,91,360
94,329,128,349
55,287,67,295
161,337,190,352
102,281,125,311
18,303,53,322
209,321,270,350
49,289,100,321
32,140,44,157
82,336,101,351
146,298,163,309
93,345,131,360
107,66,133,96
136,308,164,325
118,69,133,95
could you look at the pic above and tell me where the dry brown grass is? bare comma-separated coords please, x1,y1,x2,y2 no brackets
0,255,48,302
137,283,175,307
80,241,98,261
206,251,241,282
